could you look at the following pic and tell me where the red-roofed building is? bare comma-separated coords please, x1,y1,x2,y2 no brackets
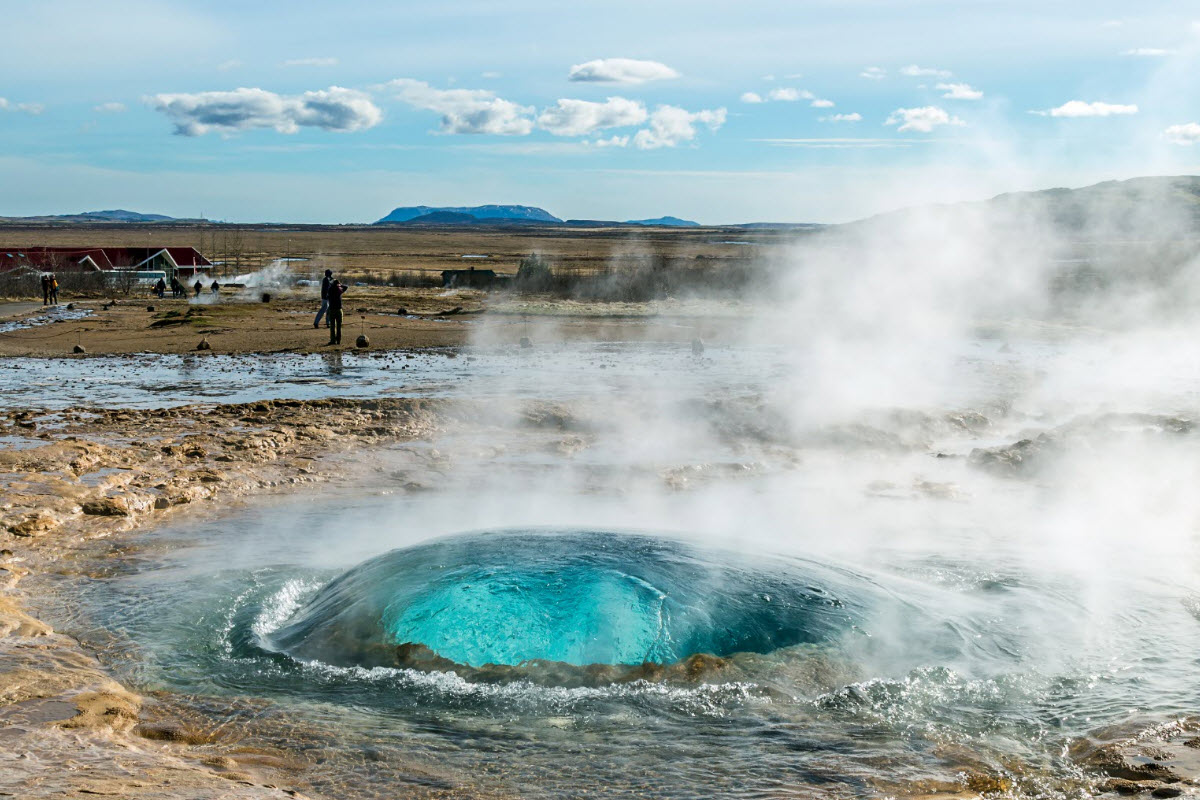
0,246,212,279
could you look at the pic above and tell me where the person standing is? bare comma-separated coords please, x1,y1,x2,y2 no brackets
49,274,59,305
194,279,202,298
155,277,167,298
327,279,346,345
41,274,50,306
314,269,333,329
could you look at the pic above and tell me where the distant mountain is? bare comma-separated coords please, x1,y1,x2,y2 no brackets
843,176,1200,238
376,205,562,224
76,209,176,222
402,211,483,225
0,209,181,223
625,216,700,227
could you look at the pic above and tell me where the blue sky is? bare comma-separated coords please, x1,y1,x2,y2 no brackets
2,0,1199,224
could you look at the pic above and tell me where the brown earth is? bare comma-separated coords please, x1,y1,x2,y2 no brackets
0,221,796,279
0,396,554,799
0,288,737,356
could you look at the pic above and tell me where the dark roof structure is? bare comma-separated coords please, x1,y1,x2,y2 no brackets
0,246,212,274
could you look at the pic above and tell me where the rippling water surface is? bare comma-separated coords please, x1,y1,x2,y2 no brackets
30,330,1200,798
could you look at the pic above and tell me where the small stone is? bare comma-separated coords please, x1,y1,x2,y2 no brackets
80,497,130,517
355,334,370,348
73,344,86,354
520,337,532,349
396,307,407,316
196,337,211,351
146,305,155,311
153,497,169,510
134,721,209,744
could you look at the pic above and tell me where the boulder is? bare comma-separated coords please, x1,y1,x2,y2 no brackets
80,496,130,516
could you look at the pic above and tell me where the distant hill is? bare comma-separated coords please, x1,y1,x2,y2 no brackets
0,209,182,224
625,216,700,227
376,205,562,224
843,176,1200,238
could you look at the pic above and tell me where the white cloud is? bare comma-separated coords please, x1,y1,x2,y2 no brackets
1164,123,1200,144
567,58,680,84
632,105,726,150
900,64,952,78
1120,48,1176,56
860,66,886,80
0,98,44,115
884,106,964,133
385,78,533,135
593,135,629,148
1034,100,1138,117
937,82,983,100
283,57,339,67
94,102,127,113
217,59,242,72
147,86,382,136
740,91,764,104
767,87,814,102
822,113,862,122
811,99,835,108
537,96,646,136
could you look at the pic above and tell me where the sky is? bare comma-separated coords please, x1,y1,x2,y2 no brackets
2,0,1199,224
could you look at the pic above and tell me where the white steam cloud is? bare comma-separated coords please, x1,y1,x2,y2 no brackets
148,86,382,136
567,58,680,84
823,113,862,122
1164,123,1200,144
1120,48,1176,56
860,67,887,80
537,97,647,136
900,64,952,78
632,105,726,149
1034,100,1138,117
0,98,44,114
885,106,965,133
385,79,533,135
767,87,814,102
937,82,983,100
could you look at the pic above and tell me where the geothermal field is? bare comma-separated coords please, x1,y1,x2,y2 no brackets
3,181,1200,799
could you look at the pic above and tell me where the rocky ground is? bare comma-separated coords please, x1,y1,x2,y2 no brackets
3,391,1200,798
0,397,454,799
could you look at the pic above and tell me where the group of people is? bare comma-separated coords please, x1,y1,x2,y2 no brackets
314,269,347,345
154,277,191,298
153,277,221,298
40,273,59,306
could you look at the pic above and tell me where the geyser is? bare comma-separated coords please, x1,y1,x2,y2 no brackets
266,529,870,670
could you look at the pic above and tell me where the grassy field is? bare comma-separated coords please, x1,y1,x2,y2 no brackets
0,222,803,282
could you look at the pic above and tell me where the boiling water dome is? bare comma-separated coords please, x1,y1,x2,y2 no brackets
266,530,871,671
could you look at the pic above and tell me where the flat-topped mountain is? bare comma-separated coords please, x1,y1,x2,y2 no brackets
376,205,562,224
625,216,700,227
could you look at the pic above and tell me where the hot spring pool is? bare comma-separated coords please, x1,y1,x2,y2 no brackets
265,530,873,670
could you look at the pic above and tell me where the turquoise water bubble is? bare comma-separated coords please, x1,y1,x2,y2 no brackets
267,529,868,670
